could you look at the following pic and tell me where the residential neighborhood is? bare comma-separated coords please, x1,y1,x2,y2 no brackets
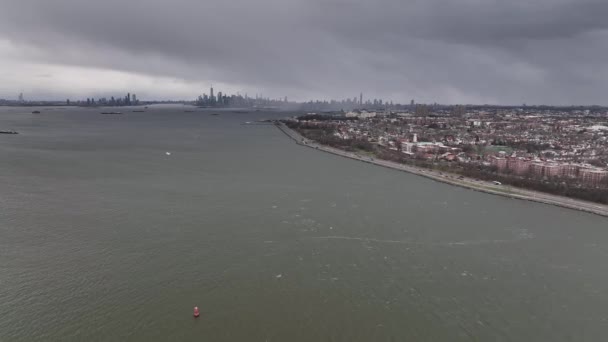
286,105,608,202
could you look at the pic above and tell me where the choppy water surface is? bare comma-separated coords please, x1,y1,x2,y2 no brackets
1,105,607,341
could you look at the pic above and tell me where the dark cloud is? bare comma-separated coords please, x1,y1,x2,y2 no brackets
1,0,607,104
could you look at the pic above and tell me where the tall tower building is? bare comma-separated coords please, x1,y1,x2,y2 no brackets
210,85,214,102
359,93,363,106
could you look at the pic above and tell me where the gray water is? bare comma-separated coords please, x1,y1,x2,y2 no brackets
1,105,607,341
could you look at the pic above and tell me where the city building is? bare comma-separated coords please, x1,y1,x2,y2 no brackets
506,157,530,175
490,156,507,171
530,162,560,178
560,164,579,178
345,110,377,119
579,168,608,187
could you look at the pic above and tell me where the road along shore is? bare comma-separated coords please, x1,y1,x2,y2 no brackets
275,122,608,218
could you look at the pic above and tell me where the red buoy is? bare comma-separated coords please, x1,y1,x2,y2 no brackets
193,306,200,318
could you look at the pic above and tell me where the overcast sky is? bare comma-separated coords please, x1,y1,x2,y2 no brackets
1,0,607,105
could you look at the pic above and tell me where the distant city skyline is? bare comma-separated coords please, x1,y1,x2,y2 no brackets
2,88,407,109
7,88,608,109
2,87,412,107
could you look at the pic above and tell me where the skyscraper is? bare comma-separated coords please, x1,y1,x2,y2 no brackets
210,86,214,102
359,93,363,106
18,93,24,102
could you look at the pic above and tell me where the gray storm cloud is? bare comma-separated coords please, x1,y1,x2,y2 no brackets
1,0,608,104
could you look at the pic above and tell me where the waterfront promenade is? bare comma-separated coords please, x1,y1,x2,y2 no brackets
276,122,608,218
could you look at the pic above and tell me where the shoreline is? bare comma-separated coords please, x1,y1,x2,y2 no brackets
275,122,608,218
